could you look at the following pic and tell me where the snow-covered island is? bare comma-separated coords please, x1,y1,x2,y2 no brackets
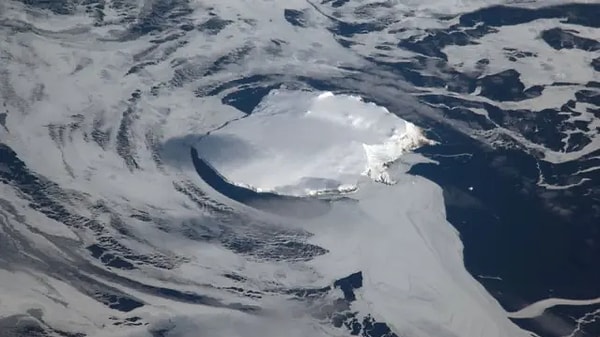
195,90,435,197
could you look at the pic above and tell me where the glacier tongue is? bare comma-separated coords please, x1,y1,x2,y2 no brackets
195,89,434,196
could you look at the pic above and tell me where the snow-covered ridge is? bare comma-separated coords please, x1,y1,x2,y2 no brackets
195,90,435,197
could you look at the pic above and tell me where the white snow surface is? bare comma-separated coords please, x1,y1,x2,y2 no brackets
196,90,434,196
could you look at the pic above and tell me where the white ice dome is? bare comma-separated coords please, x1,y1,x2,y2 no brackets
195,90,435,196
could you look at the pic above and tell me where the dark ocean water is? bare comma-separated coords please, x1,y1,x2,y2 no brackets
390,5,600,335
412,130,600,305
410,122,600,336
